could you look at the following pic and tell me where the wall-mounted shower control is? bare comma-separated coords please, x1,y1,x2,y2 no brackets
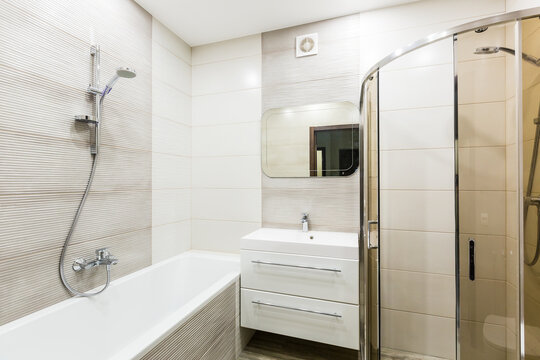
72,247,119,272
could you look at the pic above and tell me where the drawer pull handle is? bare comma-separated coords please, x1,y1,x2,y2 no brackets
252,300,342,318
251,260,341,273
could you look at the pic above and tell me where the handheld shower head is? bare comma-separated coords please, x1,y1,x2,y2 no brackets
474,46,502,55
102,67,137,96
474,46,540,67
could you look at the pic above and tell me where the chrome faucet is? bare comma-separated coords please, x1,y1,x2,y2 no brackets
301,213,309,232
72,248,119,272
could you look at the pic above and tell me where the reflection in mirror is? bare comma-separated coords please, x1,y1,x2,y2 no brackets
262,102,360,178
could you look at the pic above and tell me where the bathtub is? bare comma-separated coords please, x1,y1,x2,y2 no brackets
0,251,240,360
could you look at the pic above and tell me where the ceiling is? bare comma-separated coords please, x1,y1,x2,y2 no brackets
134,0,421,46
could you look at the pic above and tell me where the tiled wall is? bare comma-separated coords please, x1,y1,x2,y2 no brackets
0,0,152,325
191,35,262,253
261,15,362,234
151,19,192,263
378,38,456,360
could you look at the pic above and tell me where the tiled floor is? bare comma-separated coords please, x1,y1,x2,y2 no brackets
239,331,359,360
238,331,449,360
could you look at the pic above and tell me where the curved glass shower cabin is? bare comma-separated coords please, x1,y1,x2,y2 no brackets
360,7,540,360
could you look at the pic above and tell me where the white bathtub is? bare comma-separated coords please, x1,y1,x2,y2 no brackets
0,251,240,360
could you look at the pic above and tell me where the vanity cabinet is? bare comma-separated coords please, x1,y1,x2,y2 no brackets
240,228,359,350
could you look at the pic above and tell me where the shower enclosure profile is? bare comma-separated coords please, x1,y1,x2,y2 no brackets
360,7,540,360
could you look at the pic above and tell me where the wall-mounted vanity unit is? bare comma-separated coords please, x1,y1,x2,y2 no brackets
240,228,359,350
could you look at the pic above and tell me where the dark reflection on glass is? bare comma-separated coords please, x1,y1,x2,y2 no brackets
309,125,359,177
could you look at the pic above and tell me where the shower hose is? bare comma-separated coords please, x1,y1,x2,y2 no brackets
58,153,112,297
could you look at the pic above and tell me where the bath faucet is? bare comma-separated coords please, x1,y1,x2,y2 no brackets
72,248,119,272
301,213,309,232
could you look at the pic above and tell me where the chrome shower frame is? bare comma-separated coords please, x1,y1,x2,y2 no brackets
359,7,540,360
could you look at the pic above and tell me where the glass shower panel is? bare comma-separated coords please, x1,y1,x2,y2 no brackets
455,22,518,360
522,16,540,360
377,38,456,360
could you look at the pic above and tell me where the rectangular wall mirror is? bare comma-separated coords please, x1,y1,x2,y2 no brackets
262,101,360,178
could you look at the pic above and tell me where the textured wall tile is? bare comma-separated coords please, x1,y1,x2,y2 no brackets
0,0,152,325
261,18,361,233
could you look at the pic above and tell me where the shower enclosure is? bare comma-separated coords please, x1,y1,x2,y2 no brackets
360,7,540,360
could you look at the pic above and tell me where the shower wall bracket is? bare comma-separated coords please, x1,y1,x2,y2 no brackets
76,44,102,155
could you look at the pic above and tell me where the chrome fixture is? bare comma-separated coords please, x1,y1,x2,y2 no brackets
524,103,540,266
252,300,342,318
59,45,136,297
72,248,118,272
301,213,309,232
251,260,341,272
474,46,540,67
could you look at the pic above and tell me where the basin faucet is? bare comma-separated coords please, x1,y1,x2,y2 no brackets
72,247,119,272
301,213,309,232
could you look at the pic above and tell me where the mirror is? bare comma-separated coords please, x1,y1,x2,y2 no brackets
262,101,360,178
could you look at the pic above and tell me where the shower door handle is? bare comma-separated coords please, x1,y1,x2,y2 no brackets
367,220,378,249
469,237,475,281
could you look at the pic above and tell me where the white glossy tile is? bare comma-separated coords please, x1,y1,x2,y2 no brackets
384,37,454,71
192,122,260,157
152,80,191,124
152,153,191,189
191,219,261,253
152,19,191,65
381,269,455,318
192,55,261,96
152,189,191,226
380,148,454,190
380,230,454,275
458,146,506,191
379,106,454,150
381,309,455,359
152,42,192,95
192,34,261,65
379,64,453,111
192,88,261,126
192,156,261,189
152,116,191,156
380,190,455,232
192,188,261,222
152,221,191,263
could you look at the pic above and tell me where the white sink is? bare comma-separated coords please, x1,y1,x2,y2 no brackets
241,228,359,260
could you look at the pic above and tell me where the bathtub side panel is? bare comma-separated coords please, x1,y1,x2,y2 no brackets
139,279,238,360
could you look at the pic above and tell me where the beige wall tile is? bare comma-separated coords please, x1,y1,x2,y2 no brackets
381,309,455,359
380,190,455,232
380,230,454,275
381,270,455,318
459,191,506,236
380,148,454,190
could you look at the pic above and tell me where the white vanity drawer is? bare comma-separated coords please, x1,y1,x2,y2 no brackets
241,288,359,350
241,250,358,304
